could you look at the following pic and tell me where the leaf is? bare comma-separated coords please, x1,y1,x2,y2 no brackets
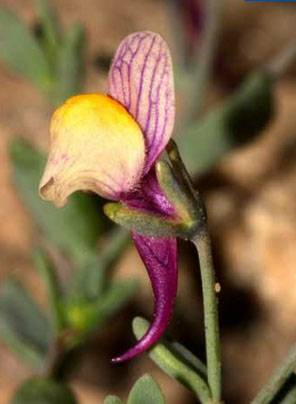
33,249,65,334
0,278,51,368
11,377,77,404
35,0,61,66
179,71,274,174
52,23,85,105
127,374,165,404
104,396,123,404
69,228,129,301
132,317,211,403
170,342,207,378
0,7,51,90
10,138,105,266
64,280,137,345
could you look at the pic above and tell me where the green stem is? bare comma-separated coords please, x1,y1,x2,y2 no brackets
251,344,296,404
192,230,221,402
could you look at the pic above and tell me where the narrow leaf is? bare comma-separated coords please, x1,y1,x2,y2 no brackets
35,0,61,65
127,374,165,404
33,249,65,334
179,72,273,174
0,278,51,367
11,377,77,404
69,228,129,301
10,138,104,266
0,7,51,89
53,23,85,105
64,280,137,344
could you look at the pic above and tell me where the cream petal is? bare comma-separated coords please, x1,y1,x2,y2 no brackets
39,94,145,206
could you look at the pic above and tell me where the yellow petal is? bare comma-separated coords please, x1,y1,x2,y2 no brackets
39,94,145,206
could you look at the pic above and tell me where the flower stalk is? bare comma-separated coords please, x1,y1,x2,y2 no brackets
192,230,221,403
166,140,221,402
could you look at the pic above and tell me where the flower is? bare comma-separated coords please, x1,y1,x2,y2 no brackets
39,31,178,363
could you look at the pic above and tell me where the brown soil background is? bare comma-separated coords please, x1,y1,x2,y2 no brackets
1,1,296,403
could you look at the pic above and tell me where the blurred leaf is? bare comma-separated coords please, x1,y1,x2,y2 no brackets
132,317,211,402
179,71,274,174
64,279,137,345
0,7,51,90
33,249,65,334
52,23,85,105
0,278,51,368
127,374,165,404
69,228,129,301
10,138,105,266
11,377,77,404
35,0,61,66
104,396,123,404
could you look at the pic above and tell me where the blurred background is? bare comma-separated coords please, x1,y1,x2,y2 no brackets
1,0,296,403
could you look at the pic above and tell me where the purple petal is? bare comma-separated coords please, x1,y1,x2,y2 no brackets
108,32,175,173
111,234,178,363
124,168,175,217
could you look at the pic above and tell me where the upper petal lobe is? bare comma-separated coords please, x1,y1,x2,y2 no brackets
108,32,175,172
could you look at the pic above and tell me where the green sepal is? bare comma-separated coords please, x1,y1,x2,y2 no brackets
132,317,211,403
156,160,205,231
104,202,195,238
127,374,165,404
11,377,77,404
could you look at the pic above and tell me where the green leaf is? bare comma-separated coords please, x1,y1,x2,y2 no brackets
127,374,165,404
0,7,51,90
170,342,207,378
33,249,65,334
69,228,129,301
35,0,61,66
0,278,51,368
179,71,274,174
10,138,104,266
104,396,123,404
52,23,85,105
64,280,137,345
11,377,77,404
132,317,211,403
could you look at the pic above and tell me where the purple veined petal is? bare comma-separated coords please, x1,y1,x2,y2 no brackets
111,234,178,363
108,31,175,173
